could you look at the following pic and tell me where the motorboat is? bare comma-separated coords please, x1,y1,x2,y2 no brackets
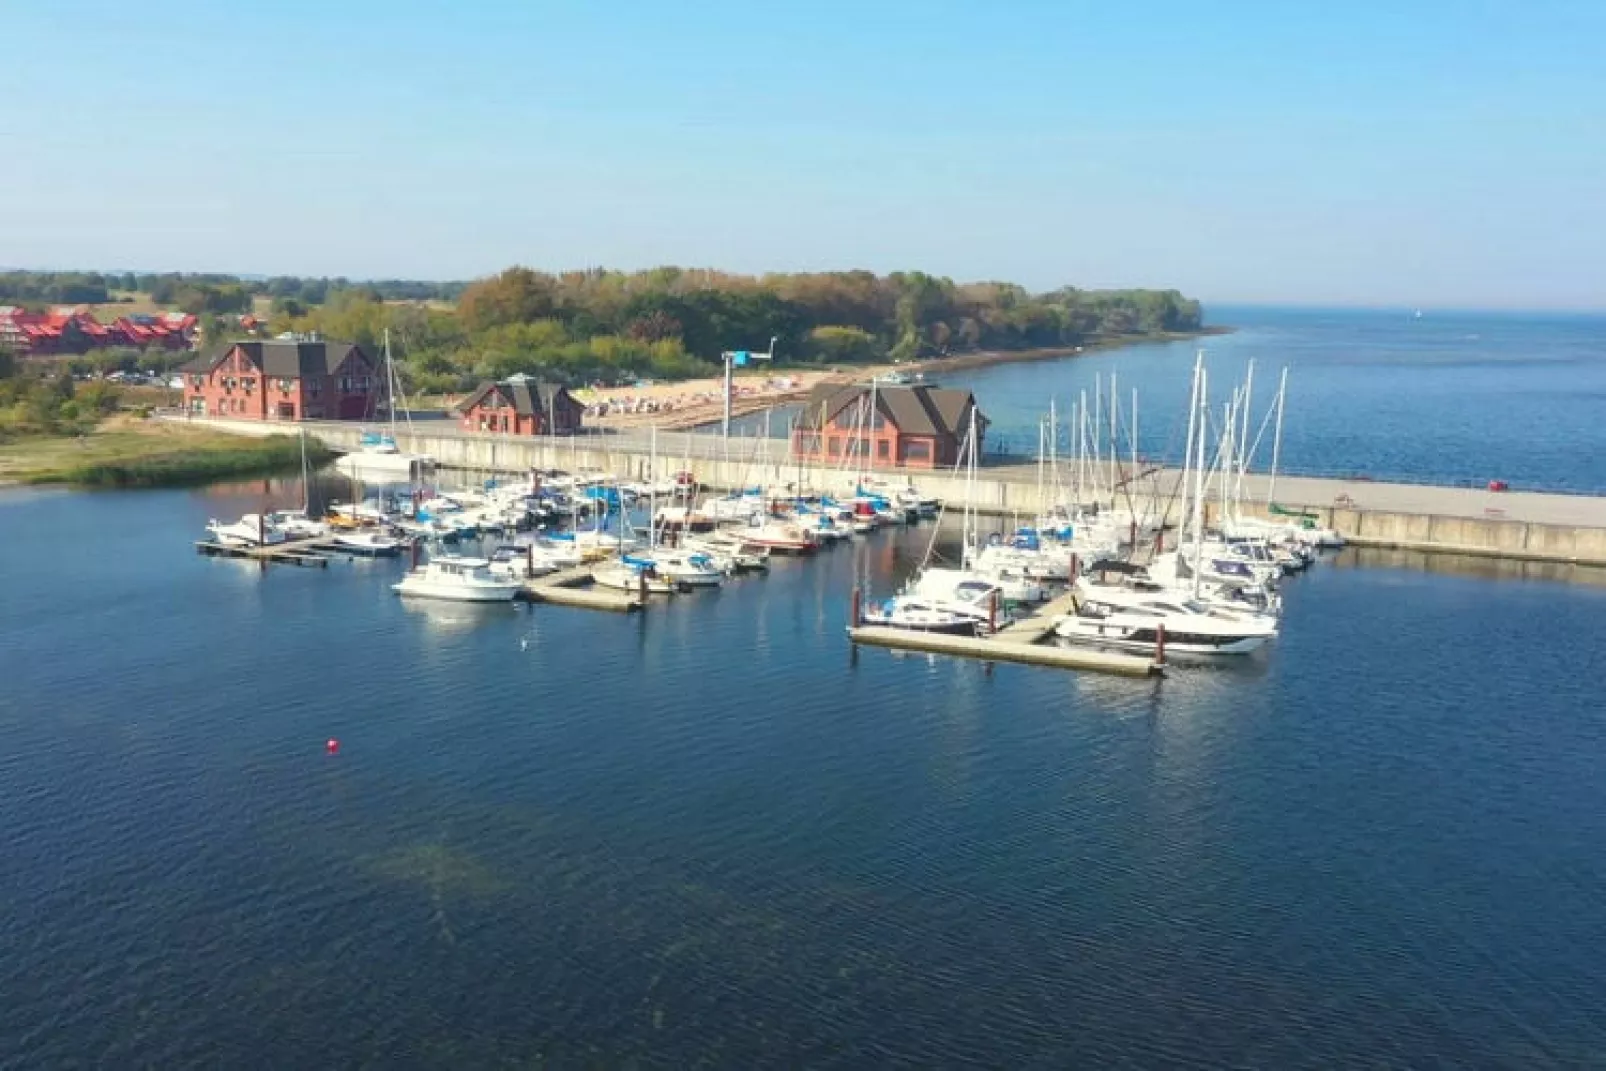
683,532,769,572
393,556,521,602
654,506,716,533
860,595,980,636
1054,593,1277,657
264,509,327,539
965,530,1079,581
591,557,676,595
1221,513,1345,550
206,514,289,547
1082,558,1282,618
333,529,404,556
651,550,725,588
903,568,1018,630
700,492,765,523
741,518,818,555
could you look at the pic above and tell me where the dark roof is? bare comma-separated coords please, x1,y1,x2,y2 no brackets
180,340,370,377
797,382,982,438
458,378,575,417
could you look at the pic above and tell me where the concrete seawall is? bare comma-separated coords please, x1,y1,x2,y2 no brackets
171,415,1606,569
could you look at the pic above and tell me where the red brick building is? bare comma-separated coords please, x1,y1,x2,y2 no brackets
790,382,985,469
181,339,378,420
457,375,584,435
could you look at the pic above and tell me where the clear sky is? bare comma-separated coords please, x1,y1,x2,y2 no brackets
3,0,1603,308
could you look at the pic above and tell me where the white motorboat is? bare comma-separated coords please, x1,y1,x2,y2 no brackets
904,568,1018,630
683,533,769,572
651,550,725,588
700,493,764,523
1082,559,1282,618
393,556,521,602
206,514,289,547
965,536,1077,581
333,530,404,556
265,509,328,539
1054,593,1277,657
860,595,981,636
740,518,818,555
591,558,676,595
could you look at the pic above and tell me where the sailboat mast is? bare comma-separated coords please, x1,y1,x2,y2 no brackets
1269,367,1288,506
1234,359,1255,511
1109,371,1119,505
1190,365,1209,599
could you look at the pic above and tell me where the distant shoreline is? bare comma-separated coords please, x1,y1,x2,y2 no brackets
905,325,1234,377
587,326,1233,431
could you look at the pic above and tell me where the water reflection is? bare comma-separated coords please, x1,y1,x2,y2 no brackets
1334,546,1606,588
399,598,520,633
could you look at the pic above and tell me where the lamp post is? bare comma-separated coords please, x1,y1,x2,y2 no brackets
720,335,777,438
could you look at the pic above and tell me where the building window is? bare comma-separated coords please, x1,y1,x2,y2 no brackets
877,439,890,460
903,439,931,462
277,378,293,392
306,380,321,396
794,432,822,454
190,375,205,389
827,437,841,457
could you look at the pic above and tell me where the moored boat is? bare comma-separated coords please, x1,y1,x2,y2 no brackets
393,556,521,602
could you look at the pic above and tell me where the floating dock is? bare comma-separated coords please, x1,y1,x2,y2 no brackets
519,564,643,613
847,625,1159,677
194,537,332,567
848,584,1157,677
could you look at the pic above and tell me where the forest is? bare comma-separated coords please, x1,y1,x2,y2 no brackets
272,266,1204,392
1,267,1204,391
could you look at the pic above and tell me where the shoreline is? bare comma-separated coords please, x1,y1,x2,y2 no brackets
584,326,1232,431
0,420,326,488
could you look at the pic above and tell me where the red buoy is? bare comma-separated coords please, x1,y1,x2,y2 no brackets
325,738,341,755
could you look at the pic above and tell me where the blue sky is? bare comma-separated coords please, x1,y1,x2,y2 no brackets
3,0,1603,308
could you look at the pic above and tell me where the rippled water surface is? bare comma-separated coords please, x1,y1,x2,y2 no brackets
2,485,1605,1066
736,307,1606,492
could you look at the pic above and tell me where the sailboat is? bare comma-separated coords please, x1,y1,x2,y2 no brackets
1053,354,1277,657
337,329,436,478
266,428,329,538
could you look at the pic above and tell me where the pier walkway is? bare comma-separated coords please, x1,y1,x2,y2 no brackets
170,415,1606,568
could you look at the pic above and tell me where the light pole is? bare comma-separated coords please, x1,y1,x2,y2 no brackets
720,335,777,438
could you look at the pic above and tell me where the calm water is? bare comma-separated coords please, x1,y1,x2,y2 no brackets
2,483,1605,1067
734,307,1606,493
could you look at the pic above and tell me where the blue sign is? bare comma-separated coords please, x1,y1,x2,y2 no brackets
731,350,750,367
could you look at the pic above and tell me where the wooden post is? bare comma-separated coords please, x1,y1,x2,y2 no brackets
850,585,862,627
410,539,421,569
638,571,648,605
526,543,535,579
989,588,998,635
1129,520,1136,547
1154,622,1166,668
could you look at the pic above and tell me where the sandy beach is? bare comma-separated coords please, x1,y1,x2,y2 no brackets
568,330,1222,431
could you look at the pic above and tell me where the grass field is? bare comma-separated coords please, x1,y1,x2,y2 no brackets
0,417,326,487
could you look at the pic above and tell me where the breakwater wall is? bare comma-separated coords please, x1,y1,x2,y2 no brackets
172,416,1606,569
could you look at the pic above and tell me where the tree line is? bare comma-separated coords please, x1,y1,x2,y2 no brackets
271,266,1204,393
0,271,464,314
